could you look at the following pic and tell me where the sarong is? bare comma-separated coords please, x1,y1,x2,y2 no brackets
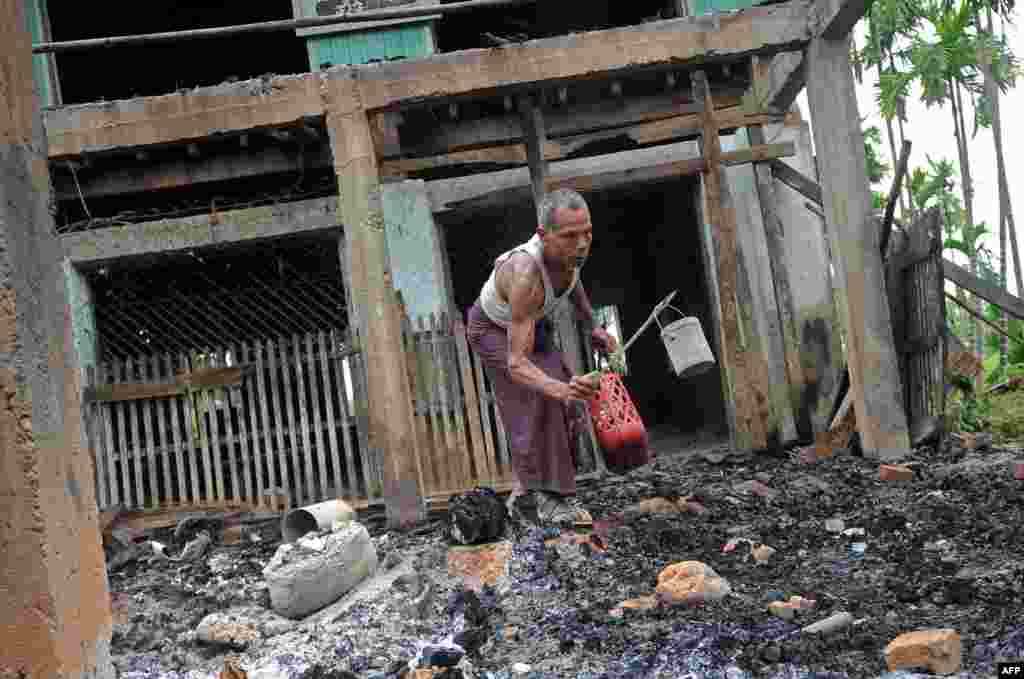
465,302,577,496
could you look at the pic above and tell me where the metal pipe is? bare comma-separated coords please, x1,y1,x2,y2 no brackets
32,0,539,55
281,498,355,543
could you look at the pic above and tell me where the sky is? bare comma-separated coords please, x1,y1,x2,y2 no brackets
797,17,1024,294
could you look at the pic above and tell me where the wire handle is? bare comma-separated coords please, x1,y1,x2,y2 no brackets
621,290,678,355
653,304,687,333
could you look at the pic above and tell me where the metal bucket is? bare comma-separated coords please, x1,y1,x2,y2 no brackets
656,305,716,378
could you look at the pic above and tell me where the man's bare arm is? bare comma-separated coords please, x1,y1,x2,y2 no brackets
504,255,565,400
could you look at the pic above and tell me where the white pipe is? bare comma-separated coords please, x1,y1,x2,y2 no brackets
282,499,355,543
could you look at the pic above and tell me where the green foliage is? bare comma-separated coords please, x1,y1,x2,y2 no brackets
947,375,992,432
988,390,1024,441
863,125,890,184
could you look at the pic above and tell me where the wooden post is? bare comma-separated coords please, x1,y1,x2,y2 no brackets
804,34,911,460
324,71,425,528
519,95,549,219
693,71,768,452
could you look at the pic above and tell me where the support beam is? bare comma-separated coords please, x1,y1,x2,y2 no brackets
429,140,794,212
805,33,910,460
813,0,870,40
518,95,549,213
766,157,822,205
694,70,769,452
944,259,1024,322
355,1,812,110
380,106,792,176
61,196,341,266
746,52,806,115
324,71,425,529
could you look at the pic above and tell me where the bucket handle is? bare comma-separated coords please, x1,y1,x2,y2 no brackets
653,304,687,333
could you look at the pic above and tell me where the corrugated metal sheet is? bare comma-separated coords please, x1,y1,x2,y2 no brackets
306,21,435,68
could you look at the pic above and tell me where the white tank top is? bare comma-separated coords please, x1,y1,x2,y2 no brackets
478,234,579,328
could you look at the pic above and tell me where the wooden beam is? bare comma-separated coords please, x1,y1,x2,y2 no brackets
746,52,805,115
324,71,425,530
944,258,1024,322
518,95,549,213
431,141,795,212
945,291,1015,341
813,0,870,40
695,70,768,452
394,89,746,160
767,158,822,205
354,1,813,110
380,106,792,176
879,139,912,258
84,365,251,403
805,33,910,460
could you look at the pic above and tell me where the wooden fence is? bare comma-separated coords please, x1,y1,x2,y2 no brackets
87,317,519,512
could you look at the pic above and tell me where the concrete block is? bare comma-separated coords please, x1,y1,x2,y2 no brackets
263,522,377,619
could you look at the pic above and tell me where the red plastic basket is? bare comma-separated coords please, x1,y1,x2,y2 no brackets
588,372,651,469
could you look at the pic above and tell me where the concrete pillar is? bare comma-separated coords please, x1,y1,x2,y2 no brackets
63,260,100,381
381,180,454,323
0,0,114,676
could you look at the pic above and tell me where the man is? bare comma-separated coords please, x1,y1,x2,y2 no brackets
466,189,618,528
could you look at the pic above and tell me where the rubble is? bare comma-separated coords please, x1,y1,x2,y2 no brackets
263,522,377,619
885,629,963,675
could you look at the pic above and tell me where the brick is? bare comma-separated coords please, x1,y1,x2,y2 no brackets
885,629,962,675
655,561,731,604
880,464,914,481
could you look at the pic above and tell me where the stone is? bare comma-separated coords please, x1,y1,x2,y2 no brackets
752,544,776,564
195,612,260,650
655,561,731,604
885,629,962,675
736,480,778,500
263,521,378,619
880,464,914,481
825,518,845,533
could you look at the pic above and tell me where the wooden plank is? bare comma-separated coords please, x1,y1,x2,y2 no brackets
238,343,260,505
125,357,149,507
403,313,435,494
254,342,279,508
164,354,187,505
433,142,795,213
380,106,789,177
748,124,802,444
355,2,813,110
279,337,303,507
329,329,360,499
444,313,473,487
267,340,293,509
219,349,242,504
944,258,1024,322
422,316,448,494
99,363,120,506
83,365,250,404
179,353,202,505
746,53,805,115
392,90,745,161
151,355,173,506
206,354,227,503
113,360,134,507
452,314,492,484
805,33,910,460
470,346,498,474
518,96,548,214
695,70,767,451
317,332,344,499
86,366,109,508
292,333,316,503
306,333,330,501
232,344,255,505
767,158,822,206
351,351,378,497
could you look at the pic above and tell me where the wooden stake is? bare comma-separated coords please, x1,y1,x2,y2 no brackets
519,95,549,219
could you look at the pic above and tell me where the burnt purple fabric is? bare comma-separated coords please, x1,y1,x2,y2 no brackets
466,302,577,496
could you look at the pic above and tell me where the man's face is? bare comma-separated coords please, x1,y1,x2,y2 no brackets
537,207,593,270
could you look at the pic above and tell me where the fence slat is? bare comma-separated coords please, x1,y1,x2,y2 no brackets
86,366,108,508
443,313,472,489
317,331,345,500
452,314,491,485
238,343,258,506
305,333,330,501
150,355,172,505
124,358,148,508
138,356,160,508
254,342,278,508
432,313,458,494
492,383,510,471
469,342,497,479
112,361,133,507
99,363,120,506
279,337,303,507
331,329,361,497
205,359,226,503
420,317,445,495
219,347,242,504
292,334,316,504
178,353,201,504
267,340,293,509
404,315,435,494
164,354,187,505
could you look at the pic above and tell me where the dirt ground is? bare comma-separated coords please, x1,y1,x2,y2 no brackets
107,434,1024,679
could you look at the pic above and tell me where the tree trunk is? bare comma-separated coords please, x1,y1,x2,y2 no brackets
950,78,983,363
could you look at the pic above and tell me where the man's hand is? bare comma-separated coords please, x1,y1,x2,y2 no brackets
553,376,600,404
592,327,619,355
